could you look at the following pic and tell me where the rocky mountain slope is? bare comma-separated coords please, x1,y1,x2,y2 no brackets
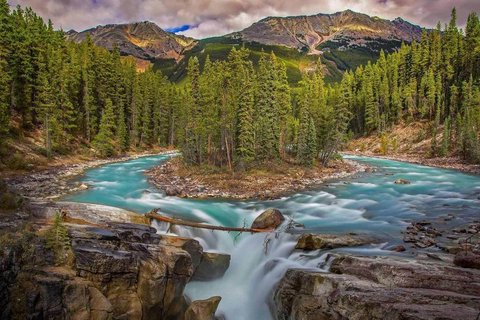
66,10,424,83
66,21,197,61
228,10,423,54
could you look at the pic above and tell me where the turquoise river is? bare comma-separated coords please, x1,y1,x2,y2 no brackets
65,154,480,320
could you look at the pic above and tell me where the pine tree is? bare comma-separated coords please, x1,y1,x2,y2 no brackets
274,57,291,159
364,75,378,132
231,50,255,168
441,116,451,156
117,103,128,152
184,57,202,164
37,53,56,158
297,106,317,166
93,99,116,157
0,0,11,137
45,212,71,264
255,53,279,161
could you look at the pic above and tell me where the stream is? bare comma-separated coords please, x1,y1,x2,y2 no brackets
64,154,480,320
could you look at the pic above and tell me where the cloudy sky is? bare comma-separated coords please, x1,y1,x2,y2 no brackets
8,0,480,39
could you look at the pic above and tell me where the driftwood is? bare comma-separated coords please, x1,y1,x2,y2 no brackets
146,209,273,233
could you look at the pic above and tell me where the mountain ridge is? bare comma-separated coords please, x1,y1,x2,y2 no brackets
66,21,197,61
66,10,426,83
227,10,423,54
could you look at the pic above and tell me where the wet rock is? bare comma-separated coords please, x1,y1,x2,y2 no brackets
165,185,182,196
251,208,285,230
454,252,480,269
403,221,441,248
184,296,221,320
436,242,464,254
274,255,480,320
390,244,406,252
394,178,411,184
425,253,443,261
78,183,89,190
295,233,377,250
159,235,204,270
193,252,231,281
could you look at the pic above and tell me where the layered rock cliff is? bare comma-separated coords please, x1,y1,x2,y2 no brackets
0,202,226,320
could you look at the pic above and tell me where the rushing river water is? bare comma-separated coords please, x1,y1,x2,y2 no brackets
65,154,480,320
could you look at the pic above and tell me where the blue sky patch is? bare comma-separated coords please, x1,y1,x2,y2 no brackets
166,24,191,33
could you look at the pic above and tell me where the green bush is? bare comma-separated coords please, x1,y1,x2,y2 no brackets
379,134,389,155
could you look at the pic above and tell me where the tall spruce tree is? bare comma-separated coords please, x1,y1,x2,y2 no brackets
297,106,317,166
93,99,116,157
0,0,11,137
255,53,279,161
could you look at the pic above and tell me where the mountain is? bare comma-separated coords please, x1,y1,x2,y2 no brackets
228,10,423,54
66,21,197,61
66,11,424,84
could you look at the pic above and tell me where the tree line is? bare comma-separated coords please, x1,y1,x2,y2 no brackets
180,50,350,169
0,1,349,168
344,9,480,162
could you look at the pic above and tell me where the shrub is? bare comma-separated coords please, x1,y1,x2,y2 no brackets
379,134,389,155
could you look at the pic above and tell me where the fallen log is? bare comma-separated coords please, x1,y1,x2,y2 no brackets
146,209,273,233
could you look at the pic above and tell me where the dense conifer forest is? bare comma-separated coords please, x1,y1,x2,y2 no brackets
346,9,480,162
0,1,479,169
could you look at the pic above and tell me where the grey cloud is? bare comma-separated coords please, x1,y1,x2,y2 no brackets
9,0,480,37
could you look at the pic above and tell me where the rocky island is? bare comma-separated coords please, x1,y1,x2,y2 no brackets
145,157,366,200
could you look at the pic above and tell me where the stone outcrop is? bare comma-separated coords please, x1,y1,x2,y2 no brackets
251,209,285,230
2,201,226,320
193,252,231,281
184,296,221,320
274,254,480,320
295,233,377,250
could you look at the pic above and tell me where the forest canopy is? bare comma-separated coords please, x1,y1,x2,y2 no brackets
0,2,479,168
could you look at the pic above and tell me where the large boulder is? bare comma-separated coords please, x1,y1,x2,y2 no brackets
159,234,204,270
274,255,480,320
193,252,231,281
184,296,221,320
251,208,285,230
295,233,377,250
454,252,480,269
394,178,411,184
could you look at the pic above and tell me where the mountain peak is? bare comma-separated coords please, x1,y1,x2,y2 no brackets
66,21,197,61
229,11,422,54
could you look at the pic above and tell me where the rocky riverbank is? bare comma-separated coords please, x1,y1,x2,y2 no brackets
0,201,227,320
3,150,178,200
274,214,480,320
145,157,367,200
346,151,480,175
275,254,480,320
